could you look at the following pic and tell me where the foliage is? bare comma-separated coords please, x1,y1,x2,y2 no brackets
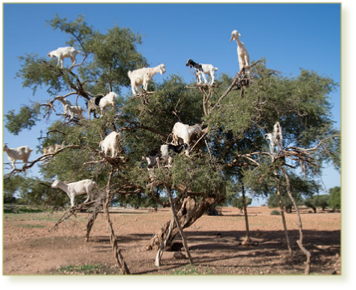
270,210,281,215
328,186,341,210
5,104,41,135
3,173,68,208
304,194,330,213
3,204,45,214
266,173,318,212
172,264,213,275
230,196,252,212
56,263,117,275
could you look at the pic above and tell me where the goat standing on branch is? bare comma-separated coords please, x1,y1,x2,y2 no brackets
51,179,97,208
128,64,166,95
99,131,121,158
99,92,117,116
145,143,190,171
230,30,250,76
64,104,85,120
86,95,104,119
47,47,81,69
264,121,283,155
3,144,33,170
55,96,73,114
172,122,202,146
186,59,218,85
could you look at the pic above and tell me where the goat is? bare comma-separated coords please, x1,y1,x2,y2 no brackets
56,96,72,114
230,30,250,75
99,131,121,158
99,92,117,115
186,59,218,85
264,122,283,154
43,141,65,156
172,122,202,146
146,143,190,170
47,47,81,68
128,64,166,95
42,145,54,155
54,141,66,152
86,95,104,119
51,179,97,208
64,104,85,120
3,144,33,170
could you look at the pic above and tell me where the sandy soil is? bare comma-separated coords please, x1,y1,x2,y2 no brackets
2,206,341,275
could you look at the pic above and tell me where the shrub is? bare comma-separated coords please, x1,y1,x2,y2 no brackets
270,210,281,215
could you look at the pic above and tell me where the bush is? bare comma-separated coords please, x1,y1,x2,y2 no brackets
270,210,281,215
329,186,341,210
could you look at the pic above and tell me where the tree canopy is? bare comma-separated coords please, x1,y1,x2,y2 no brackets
328,186,341,210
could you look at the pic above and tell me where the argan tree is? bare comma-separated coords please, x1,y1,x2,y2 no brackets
4,15,340,274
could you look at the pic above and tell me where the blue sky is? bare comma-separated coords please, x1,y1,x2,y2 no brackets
1,2,341,204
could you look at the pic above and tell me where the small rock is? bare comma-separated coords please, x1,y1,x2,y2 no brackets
173,252,186,259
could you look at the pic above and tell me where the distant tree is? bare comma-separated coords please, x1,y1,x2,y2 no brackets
305,194,330,213
231,196,252,213
328,186,341,210
267,175,318,213
317,195,330,211
3,174,25,203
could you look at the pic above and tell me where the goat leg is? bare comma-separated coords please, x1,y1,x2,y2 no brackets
156,157,161,169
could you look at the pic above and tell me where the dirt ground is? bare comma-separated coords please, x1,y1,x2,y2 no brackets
2,206,341,275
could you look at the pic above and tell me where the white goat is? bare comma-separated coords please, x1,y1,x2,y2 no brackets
64,104,85,120
99,131,121,158
56,97,72,114
128,64,166,95
42,146,54,155
54,141,66,151
186,59,218,85
264,122,283,154
51,179,97,208
230,30,250,75
3,144,33,170
43,141,65,155
172,122,202,146
99,92,117,115
47,47,81,68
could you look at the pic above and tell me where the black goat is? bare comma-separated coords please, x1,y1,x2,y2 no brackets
86,95,104,119
146,143,190,169
186,58,203,72
186,59,218,85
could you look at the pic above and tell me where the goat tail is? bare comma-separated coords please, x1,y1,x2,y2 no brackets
127,70,132,78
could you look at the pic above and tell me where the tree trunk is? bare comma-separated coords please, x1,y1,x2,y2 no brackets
147,195,219,250
165,185,193,264
241,185,251,243
155,217,174,267
275,176,292,255
85,208,99,242
103,169,130,275
281,168,311,275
